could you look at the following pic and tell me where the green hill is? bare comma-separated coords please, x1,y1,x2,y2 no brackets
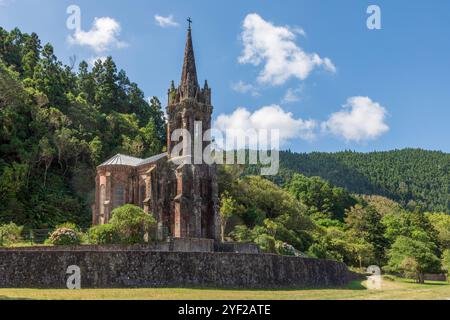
260,149,449,213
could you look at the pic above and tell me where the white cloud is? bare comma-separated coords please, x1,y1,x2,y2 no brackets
68,17,127,53
321,96,389,142
238,13,336,86
154,14,179,28
231,81,260,97
282,87,303,104
214,105,317,149
293,27,306,37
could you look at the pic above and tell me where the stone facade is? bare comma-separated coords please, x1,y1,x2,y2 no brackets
92,26,221,241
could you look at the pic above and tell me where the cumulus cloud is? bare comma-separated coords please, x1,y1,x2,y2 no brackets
214,105,316,149
321,96,389,142
154,14,179,27
68,17,127,53
231,80,260,97
238,13,336,86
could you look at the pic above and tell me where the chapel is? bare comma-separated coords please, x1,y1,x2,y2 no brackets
92,23,221,241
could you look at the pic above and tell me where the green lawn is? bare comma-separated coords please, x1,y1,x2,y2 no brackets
0,277,449,300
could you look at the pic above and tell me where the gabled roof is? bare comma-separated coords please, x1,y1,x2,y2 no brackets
98,153,167,168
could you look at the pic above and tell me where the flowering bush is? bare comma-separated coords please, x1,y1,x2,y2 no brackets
48,227,80,246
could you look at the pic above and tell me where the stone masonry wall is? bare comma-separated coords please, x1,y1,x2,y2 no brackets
0,249,356,289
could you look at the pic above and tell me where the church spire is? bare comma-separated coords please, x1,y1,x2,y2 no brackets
181,18,199,88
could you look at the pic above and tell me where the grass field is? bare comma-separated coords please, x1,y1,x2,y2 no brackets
0,277,449,300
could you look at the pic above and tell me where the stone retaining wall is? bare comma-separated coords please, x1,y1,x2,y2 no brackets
0,249,356,289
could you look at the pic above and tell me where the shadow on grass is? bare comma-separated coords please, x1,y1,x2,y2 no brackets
0,295,35,300
163,280,367,292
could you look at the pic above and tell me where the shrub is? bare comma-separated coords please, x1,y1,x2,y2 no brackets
275,241,297,256
254,234,276,253
48,227,80,246
383,275,396,282
88,224,119,245
55,222,80,232
109,204,156,244
442,249,450,276
0,222,23,246
387,236,441,283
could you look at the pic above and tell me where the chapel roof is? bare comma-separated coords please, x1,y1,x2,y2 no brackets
98,153,167,168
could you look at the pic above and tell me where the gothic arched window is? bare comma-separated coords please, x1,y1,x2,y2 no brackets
113,184,125,209
140,184,146,209
99,185,106,216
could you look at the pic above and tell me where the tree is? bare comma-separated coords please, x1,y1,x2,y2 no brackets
37,137,55,187
33,43,68,108
148,97,166,143
383,209,440,256
345,204,387,265
442,249,450,279
285,173,356,220
344,230,375,269
77,61,95,104
93,56,119,113
219,191,237,241
21,32,41,79
307,227,350,263
387,236,441,284
426,213,450,250
109,204,156,244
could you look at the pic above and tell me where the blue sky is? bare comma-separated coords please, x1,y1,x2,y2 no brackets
1,0,449,153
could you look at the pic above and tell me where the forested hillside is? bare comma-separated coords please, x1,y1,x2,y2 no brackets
246,149,449,213
0,27,166,228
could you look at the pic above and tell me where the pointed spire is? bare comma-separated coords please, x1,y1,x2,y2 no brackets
181,20,199,88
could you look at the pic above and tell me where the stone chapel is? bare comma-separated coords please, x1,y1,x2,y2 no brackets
92,23,221,241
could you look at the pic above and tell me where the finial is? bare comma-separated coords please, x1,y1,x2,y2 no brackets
187,17,192,30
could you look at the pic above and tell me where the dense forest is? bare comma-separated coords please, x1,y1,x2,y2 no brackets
245,149,449,213
0,27,166,228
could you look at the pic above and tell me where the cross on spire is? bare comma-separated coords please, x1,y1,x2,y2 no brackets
181,18,198,88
